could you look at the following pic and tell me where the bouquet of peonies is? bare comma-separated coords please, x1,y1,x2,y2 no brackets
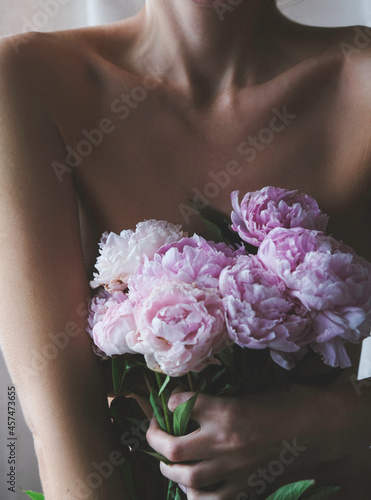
87,187,371,500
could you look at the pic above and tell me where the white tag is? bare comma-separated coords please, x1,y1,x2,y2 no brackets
357,336,371,380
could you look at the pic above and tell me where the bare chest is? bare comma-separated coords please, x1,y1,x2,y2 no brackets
62,62,371,273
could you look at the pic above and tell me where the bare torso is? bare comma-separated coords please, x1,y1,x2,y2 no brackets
8,13,371,497
21,20,371,264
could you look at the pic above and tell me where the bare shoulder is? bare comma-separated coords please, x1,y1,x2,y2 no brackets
0,20,135,62
334,25,371,93
0,29,82,80
334,25,371,189
338,26,371,148
288,22,371,77
0,21,136,105
335,24,371,60
318,25,371,138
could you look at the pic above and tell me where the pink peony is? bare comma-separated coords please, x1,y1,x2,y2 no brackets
157,235,243,260
87,288,113,336
258,228,371,311
310,307,369,367
126,282,228,377
258,227,371,368
87,289,137,357
90,220,184,292
231,187,328,246
128,235,244,304
219,255,313,369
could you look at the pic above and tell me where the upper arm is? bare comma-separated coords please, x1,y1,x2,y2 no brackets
0,35,107,432
340,35,371,194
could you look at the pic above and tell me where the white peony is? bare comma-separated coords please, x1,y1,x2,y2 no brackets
90,220,184,291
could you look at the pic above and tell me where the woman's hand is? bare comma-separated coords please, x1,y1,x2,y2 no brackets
147,389,308,499
146,380,371,499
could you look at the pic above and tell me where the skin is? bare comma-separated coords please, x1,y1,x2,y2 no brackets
1,0,371,498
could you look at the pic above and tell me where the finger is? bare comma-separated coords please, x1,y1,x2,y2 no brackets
147,417,214,462
168,391,224,425
168,390,196,412
160,456,234,489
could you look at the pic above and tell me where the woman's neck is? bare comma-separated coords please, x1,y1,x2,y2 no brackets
133,0,288,100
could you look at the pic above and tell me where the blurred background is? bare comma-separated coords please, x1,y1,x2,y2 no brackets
1,0,371,498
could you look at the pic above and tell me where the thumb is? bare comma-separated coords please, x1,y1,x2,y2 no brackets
168,389,196,412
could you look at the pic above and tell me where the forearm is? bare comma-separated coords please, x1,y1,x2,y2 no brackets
34,417,128,500
0,237,130,498
282,367,371,468
0,261,130,499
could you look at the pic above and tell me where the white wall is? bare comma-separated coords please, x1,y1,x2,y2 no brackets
278,0,371,27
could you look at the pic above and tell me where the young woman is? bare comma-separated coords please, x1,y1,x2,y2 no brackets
1,0,371,498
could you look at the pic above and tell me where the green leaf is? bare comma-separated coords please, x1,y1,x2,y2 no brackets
174,487,183,500
201,215,230,245
202,217,231,244
20,491,45,500
266,480,315,500
167,480,178,500
126,357,145,370
198,379,207,392
159,375,171,396
217,383,237,396
210,367,227,384
119,460,137,500
150,388,167,431
123,417,146,427
217,345,234,368
139,449,173,465
173,394,198,436
112,358,127,395
305,486,341,500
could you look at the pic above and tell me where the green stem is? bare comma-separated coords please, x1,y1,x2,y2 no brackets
187,372,195,392
155,371,172,434
143,370,152,394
